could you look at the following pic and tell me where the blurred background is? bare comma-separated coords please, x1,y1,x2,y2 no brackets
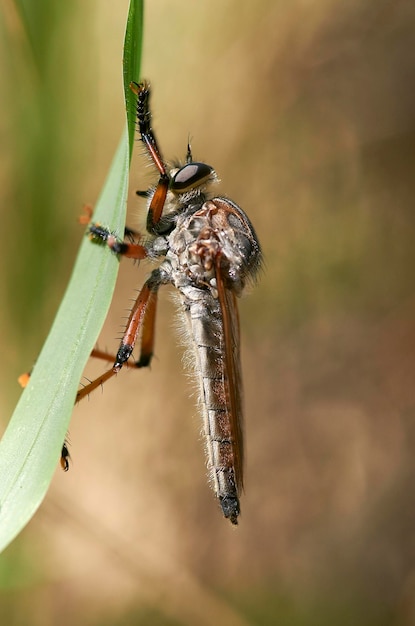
2,1,415,624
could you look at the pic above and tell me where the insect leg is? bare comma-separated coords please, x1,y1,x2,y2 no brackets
88,223,148,260
132,276,158,368
60,440,71,471
86,273,158,370
130,81,169,232
76,268,163,402
88,348,141,368
112,268,162,371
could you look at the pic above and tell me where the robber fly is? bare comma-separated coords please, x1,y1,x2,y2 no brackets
75,81,261,524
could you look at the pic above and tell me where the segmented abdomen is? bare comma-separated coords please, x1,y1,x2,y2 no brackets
179,286,242,522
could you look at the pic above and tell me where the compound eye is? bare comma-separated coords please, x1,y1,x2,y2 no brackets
171,162,214,193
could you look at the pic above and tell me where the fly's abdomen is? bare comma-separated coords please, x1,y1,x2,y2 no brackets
183,293,241,523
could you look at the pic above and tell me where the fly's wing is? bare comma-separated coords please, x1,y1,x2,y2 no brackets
215,260,244,493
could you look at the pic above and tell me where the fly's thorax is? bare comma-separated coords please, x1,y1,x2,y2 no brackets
167,198,261,297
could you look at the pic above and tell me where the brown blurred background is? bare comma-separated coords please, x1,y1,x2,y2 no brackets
2,1,415,624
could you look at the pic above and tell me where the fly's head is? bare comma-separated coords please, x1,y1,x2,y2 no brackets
145,159,218,236
166,159,218,213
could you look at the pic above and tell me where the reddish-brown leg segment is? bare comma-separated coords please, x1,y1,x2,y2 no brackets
112,271,161,371
88,224,148,260
130,81,170,232
75,268,162,402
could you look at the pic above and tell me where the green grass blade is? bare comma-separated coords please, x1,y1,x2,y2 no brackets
123,0,144,159
0,0,143,553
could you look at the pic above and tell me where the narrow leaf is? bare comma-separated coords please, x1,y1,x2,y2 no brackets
0,0,143,552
